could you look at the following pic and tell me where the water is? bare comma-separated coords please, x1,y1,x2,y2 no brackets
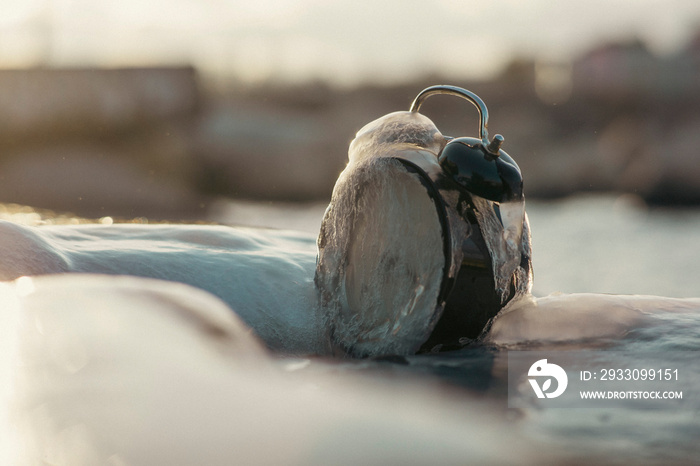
211,192,700,298
214,193,700,464
527,194,700,298
2,194,700,464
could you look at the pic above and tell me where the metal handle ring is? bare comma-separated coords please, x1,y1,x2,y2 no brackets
410,85,503,154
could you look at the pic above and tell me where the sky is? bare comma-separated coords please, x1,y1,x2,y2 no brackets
2,0,700,86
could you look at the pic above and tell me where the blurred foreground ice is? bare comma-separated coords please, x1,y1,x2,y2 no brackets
0,275,536,465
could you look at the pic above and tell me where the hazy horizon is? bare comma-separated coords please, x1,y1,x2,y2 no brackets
2,0,700,87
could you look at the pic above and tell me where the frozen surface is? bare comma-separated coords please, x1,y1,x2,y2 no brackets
1,194,700,464
0,220,324,355
0,275,536,465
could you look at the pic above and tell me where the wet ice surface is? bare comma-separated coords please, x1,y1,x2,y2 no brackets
2,275,537,465
2,194,700,464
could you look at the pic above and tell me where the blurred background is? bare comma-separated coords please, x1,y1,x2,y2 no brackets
1,0,700,221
